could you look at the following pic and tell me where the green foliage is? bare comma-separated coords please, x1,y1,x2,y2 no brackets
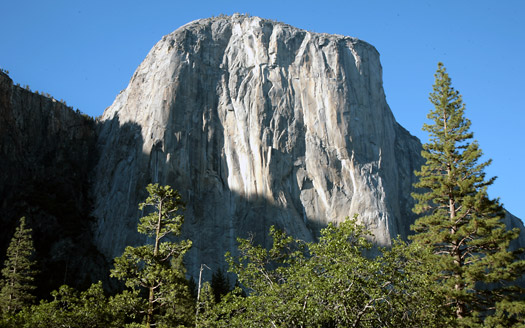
110,183,194,327
483,299,525,328
195,282,217,328
213,217,450,327
0,217,37,315
11,281,147,328
19,282,110,328
2,184,195,327
410,62,525,325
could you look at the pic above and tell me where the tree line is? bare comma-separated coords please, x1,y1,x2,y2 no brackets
1,63,524,327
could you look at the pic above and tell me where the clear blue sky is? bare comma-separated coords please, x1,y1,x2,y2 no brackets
1,0,524,220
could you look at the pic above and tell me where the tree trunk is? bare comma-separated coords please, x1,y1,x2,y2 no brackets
447,155,465,320
147,200,164,328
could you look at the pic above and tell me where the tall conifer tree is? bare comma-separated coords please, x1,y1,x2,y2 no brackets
0,217,37,314
111,184,194,327
410,63,524,325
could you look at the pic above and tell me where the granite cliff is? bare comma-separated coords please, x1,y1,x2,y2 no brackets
1,15,523,284
0,71,106,295
92,14,431,277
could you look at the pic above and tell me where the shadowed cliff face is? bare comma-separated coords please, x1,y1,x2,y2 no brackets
0,72,107,296
92,15,427,278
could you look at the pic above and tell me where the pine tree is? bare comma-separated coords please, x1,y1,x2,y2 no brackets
211,268,230,304
110,183,194,327
410,63,525,325
0,217,37,315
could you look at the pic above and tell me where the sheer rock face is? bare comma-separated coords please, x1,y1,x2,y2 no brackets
92,15,425,276
0,72,105,296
